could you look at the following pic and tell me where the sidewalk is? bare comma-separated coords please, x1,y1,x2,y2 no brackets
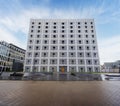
0,81,119,106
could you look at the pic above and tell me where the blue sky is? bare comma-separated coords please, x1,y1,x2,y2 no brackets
0,0,120,64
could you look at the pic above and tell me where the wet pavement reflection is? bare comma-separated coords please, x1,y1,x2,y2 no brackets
0,81,120,106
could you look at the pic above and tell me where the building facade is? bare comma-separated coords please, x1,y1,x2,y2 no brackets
0,41,10,72
102,60,120,73
24,19,100,73
0,41,25,72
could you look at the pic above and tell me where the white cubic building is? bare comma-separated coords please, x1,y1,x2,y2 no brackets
24,19,100,73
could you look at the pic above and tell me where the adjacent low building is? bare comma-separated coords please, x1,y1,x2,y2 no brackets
102,60,120,73
0,41,25,72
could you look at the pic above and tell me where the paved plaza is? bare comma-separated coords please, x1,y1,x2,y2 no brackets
0,81,120,106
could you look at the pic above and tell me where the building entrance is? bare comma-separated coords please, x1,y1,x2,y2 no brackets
59,66,67,72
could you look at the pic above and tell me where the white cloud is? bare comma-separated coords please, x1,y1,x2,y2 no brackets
98,35,120,64
0,2,107,36
0,3,120,64
0,7,51,35
0,26,21,46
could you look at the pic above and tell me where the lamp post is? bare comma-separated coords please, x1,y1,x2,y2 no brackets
118,64,120,73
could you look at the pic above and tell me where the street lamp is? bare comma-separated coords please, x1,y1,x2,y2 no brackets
118,64,120,73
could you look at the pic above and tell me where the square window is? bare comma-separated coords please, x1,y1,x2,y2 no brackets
92,40,95,44
45,35,48,38
44,53,46,56
54,22,56,25
86,40,89,44
45,26,48,29
46,22,48,25
86,35,88,38
93,46,96,50
53,30,56,33
62,46,65,49
92,35,94,38
93,53,97,57
53,40,56,44
62,26,64,29
70,26,73,28
30,35,33,38
71,40,73,44
36,40,40,44
62,40,65,44
71,46,73,49
70,35,73,38
53,35,56,38
34,52,39,57
44,40,47,44
78,35,81,38
78,30,81,33
79,40,81,44
44,46,47,49
62,35,65,38
70,30,73,33
54,26,56,29
37,35,40,38
35,46,40,50
91,30,94,33
86,46,90,50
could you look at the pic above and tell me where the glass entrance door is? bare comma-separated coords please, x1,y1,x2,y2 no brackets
59,66,67,72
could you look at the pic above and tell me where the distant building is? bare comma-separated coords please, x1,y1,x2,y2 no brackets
102,60,120,73
0,41,25,72
24,19,100,73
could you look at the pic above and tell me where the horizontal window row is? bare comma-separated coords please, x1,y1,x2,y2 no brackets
31,25,94,29
31,21,93,25
28,39,96,45
30,34,95,38
27,52,98,58
30,30,94,33
26,59,99,65
28,45,97,51
25,66,99,72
